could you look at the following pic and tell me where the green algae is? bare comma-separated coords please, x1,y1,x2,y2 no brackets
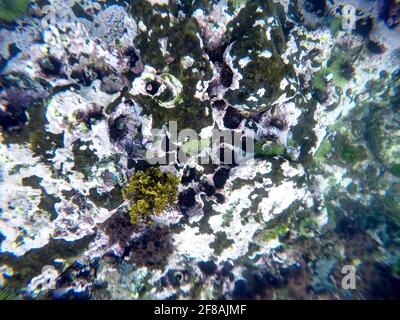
388,164,400,178
329,133,367,166
181,138,210,157
365,77,388,98
262,224,288,241
340,142,365,165
224,0,287,111
122,167,180,224
330,16,342,36
374,191,400,226
131,0,174,70
0,0,30,23
254,139,286,158
365,105,400,174
312,52,355,92
328,59,353,89
131,1,213,131
299,216,318,237
312,68,330,91
315,137,332,164
0,285,19,300
289,95,319,168
228,0,248,8
136,93,213,133
210,231,235,255
1,100,63,163
226,55,285,110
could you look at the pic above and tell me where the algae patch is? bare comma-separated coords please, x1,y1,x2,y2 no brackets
122,167,180,224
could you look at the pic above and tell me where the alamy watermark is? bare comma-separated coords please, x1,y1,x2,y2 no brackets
145,121,255,165
341,5,357,31
341,265,356,290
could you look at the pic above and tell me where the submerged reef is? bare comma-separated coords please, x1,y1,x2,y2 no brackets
0,0,400,300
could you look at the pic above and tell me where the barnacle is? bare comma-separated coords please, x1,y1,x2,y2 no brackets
122,167,180,224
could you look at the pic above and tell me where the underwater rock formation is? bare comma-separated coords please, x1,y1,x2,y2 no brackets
0,0,400,300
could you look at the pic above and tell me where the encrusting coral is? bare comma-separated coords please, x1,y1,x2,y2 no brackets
122,167,180,224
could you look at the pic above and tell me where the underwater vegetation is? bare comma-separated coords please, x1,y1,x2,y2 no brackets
314,137,332,164
122,167,180,224
262,224,288,242
311,53,355,92
0,0,30,23
0,285,18,300
254,139,287,158
0,0,400,301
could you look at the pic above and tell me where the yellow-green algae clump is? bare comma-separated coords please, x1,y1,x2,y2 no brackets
122,167,180,224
